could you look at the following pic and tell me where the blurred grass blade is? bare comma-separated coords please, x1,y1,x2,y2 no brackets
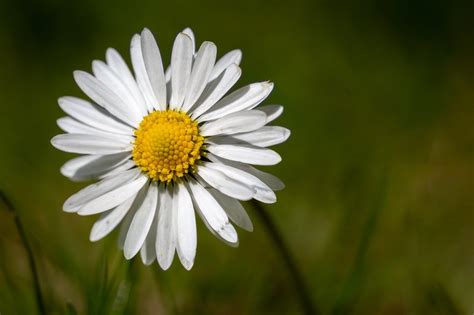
0,190,46,315
88,254,109,315
331,172,387,315
251,200,320,315
109,258,139,315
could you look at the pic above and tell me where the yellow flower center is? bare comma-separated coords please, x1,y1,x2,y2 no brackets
132,110,204,182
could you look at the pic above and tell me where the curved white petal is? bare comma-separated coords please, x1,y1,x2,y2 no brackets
197,163,254,201
198,81,273,122
165,65,171,83
78,174,148,215
169,33,193,110
118,191,144,250
105,48,148,116
200,110,267,137
225,126,291,147
204,162,276,203
165,65,172,104
60,153,130,181
130,34,159,112
247,167,284,191
206,144,281,165
92,60,143,120
208,154,285,191
174,183,197,270
99,160,135,179
181,27,196,55
182,41,217,112
140,212,158,265
63,168,140,213
210,49,242,80
58,97,133,135
56,117,133,142
124,182,158,259
208,188,253,231
187,178,238,244
156,185,176,270
73,70,140,127
89,195,136,242
57,117,95,134
141,28,167,109
191,64,241,119
257,105,284,123
51,134,132,155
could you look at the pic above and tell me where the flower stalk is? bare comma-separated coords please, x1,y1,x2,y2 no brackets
251,200,319,315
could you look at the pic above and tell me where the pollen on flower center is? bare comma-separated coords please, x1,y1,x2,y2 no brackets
132,110,204,182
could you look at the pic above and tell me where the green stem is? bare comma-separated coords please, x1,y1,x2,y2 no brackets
251,200,320,315
0,190,46,315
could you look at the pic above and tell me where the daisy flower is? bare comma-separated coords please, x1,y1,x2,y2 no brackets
51,28,290,270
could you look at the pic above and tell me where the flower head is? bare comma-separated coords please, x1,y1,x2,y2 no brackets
51,28,290,270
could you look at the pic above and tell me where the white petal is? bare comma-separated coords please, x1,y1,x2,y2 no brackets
58,97,133,135
130,34,159,112
200,110,267,137
105,48,148,116
118,191,144,250
181,27,196,54
206,144,281,165
99,160,135,179
181,41,217,112
140,213,158,265
169,33,193,110
78,174,148,215
63,168,139,213
141,28,167,109
165,65,172,104
224,126,291,147
89,195,136,242
206,156,282,197
257,105,284,123
198,82,274,122
60,153,130,181
208,188,253,232
208,153,285,191
210,49,242,80
165,65,171,82
187,179,238,244
174,183,197,270
92,60,143,120
124,182,158,259
197,164,254,201
191,64,241,119
57,116,96,134
51,134,132,155
204,162,276,203
73,70,140,127
56,117,133,142
156,185,176,270
245,166,285,191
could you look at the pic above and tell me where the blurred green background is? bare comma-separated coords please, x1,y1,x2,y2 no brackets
0,0,472,314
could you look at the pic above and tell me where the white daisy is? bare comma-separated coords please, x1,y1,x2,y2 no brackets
51,28,290,270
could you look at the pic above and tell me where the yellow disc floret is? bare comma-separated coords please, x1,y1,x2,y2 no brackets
132,110,204,182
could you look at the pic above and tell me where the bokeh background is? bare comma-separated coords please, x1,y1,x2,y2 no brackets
0,0,473,314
